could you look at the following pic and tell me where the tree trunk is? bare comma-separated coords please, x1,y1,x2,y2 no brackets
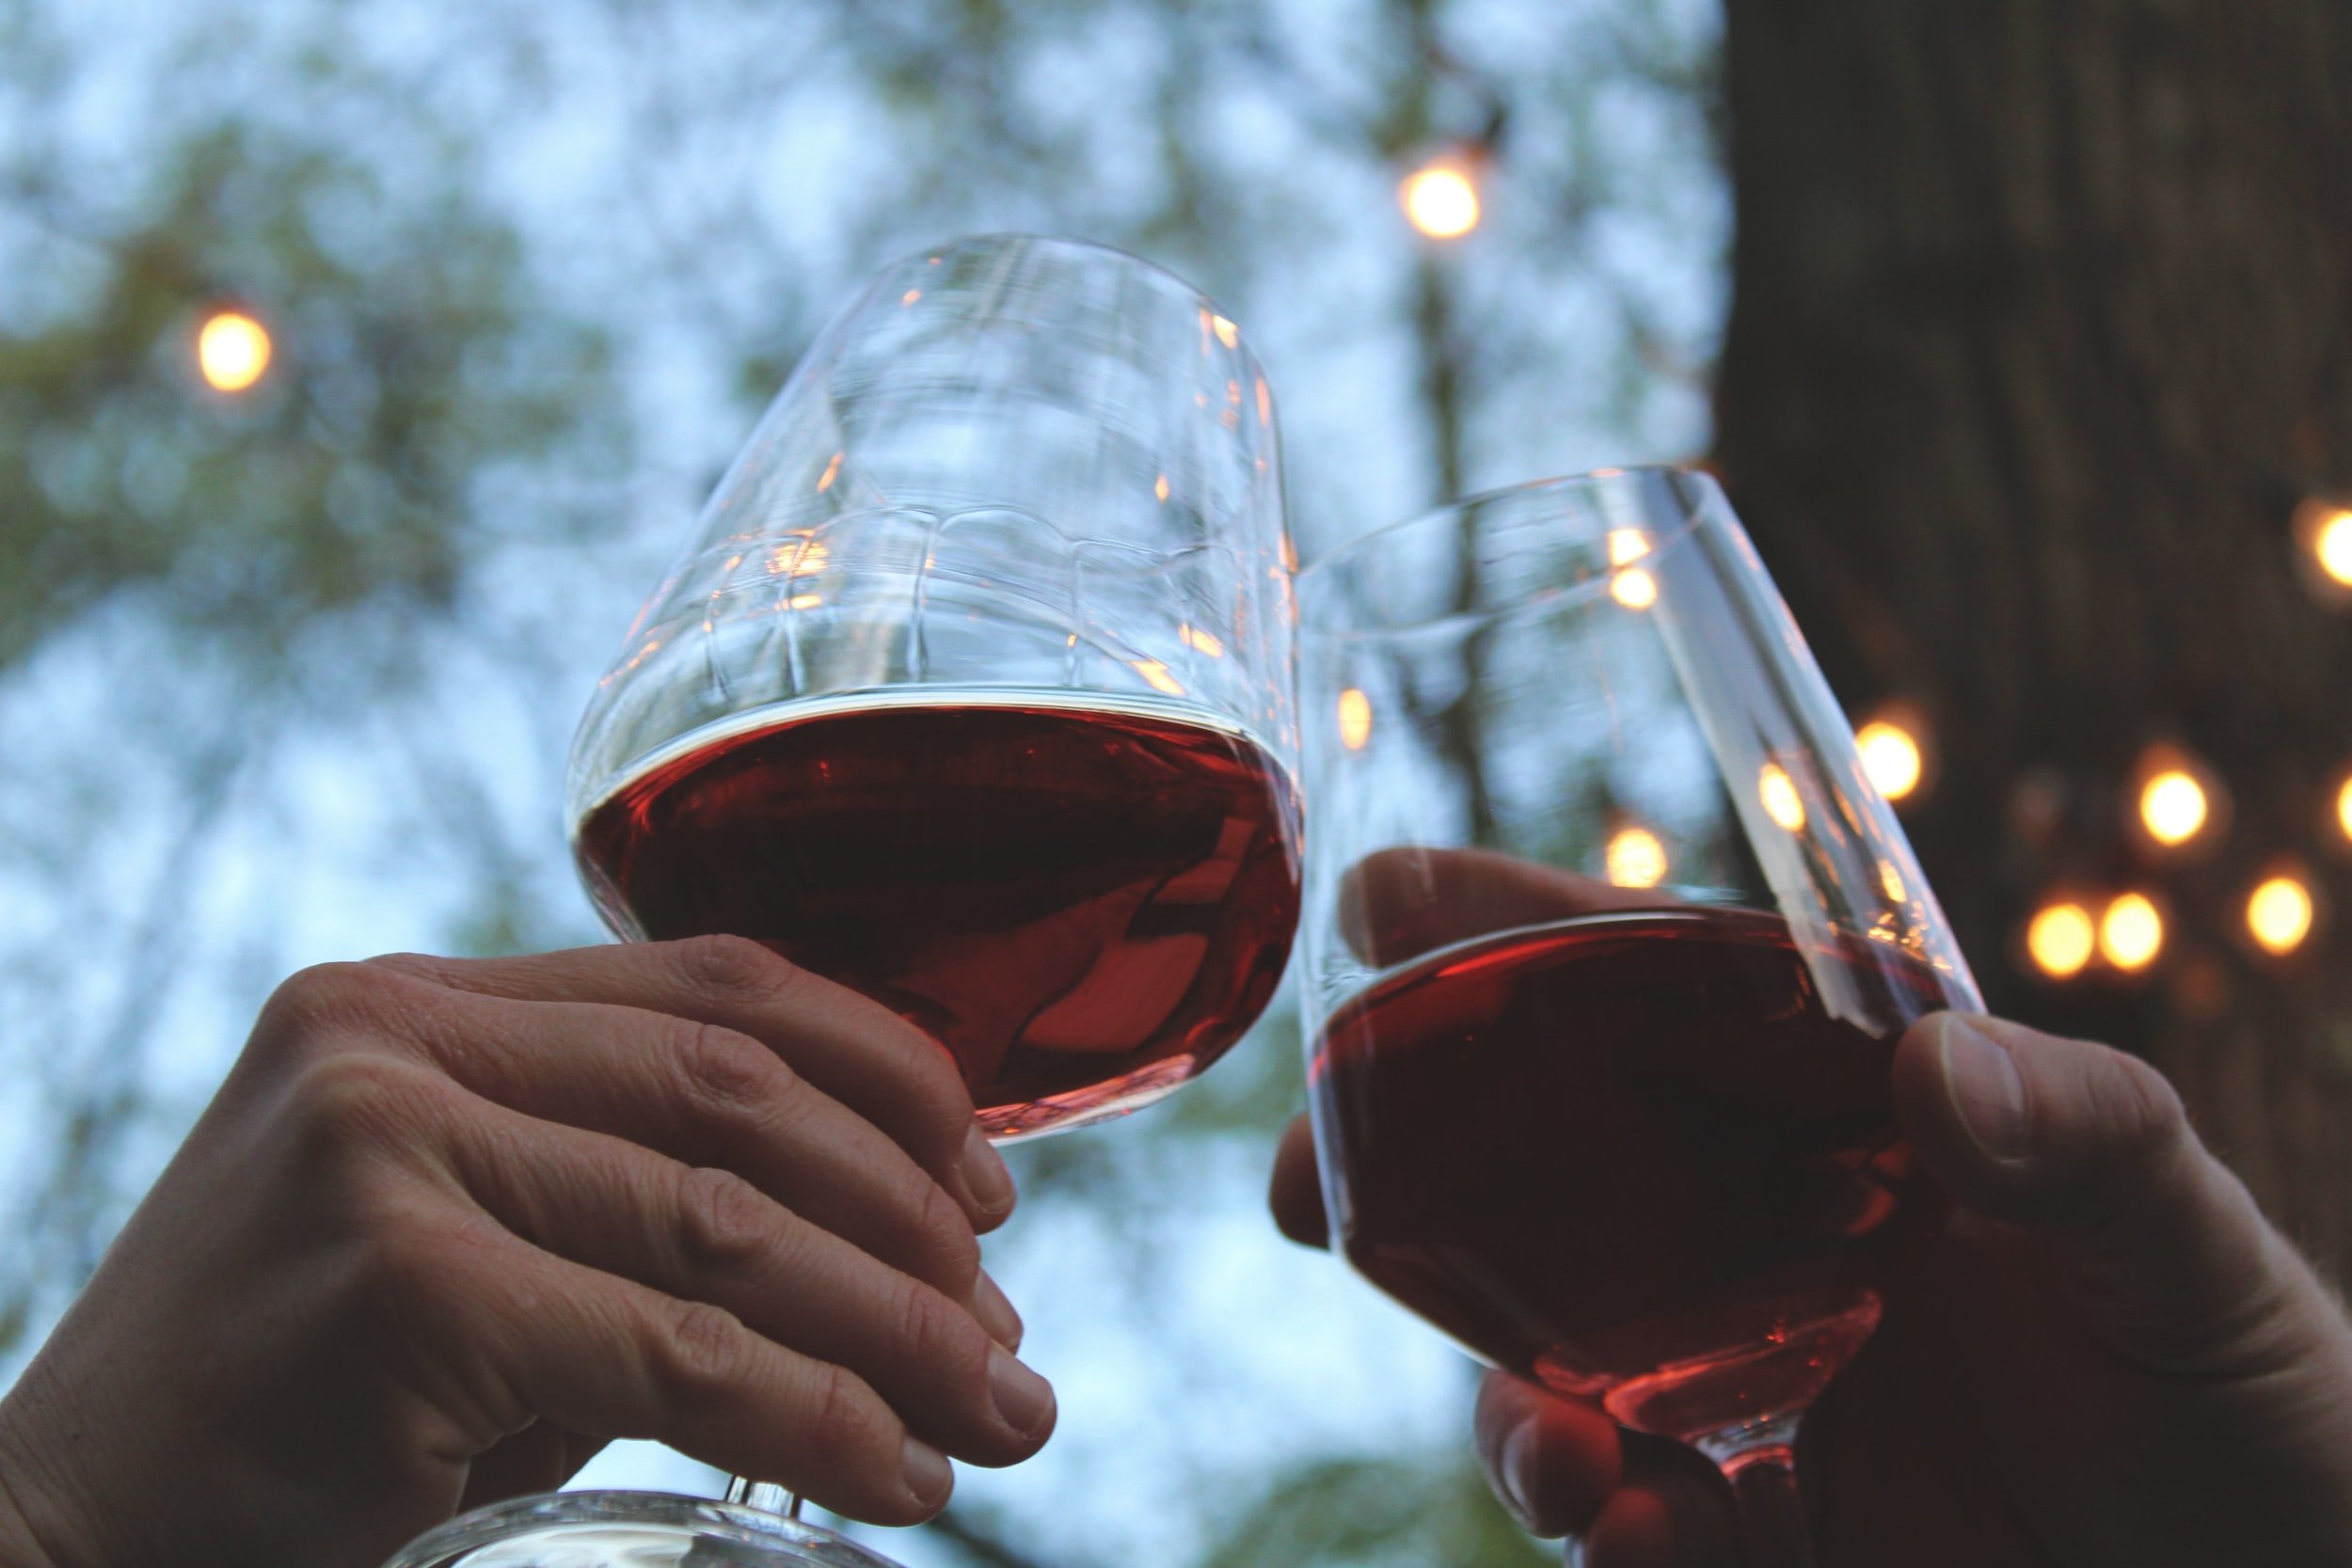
1711,1,2352,1275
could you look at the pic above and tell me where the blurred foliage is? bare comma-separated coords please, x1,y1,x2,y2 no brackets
0,2,1722,1564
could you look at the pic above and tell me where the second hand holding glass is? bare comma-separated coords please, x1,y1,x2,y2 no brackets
1296,469,1979,1565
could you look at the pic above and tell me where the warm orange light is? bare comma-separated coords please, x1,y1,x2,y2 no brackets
1211,314,1239,349
1131,660,1185,697
1855,721,1924,803
2315,508,2352,589
1610,566,1659,610
2248,876,2315,956
1606,827,1668,890
1758,764,1807,832
2026,902,2096,979
2098,893,2165,972
1179,624,1225,658
197,309,271,392
1401,163,1480,239
1606,528,1650,567
2338,775,2352,843
1153,474,1170,503
2138,770,2209,847
1338,689,1374,752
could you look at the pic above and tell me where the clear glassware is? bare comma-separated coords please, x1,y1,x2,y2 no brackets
383,1493,906,1568
1295,467,1979,1565
384,234,1299,1566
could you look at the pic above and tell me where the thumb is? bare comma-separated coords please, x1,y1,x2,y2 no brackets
1892,1011,2323,1376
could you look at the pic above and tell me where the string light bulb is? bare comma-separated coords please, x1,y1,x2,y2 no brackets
2292,496,2352,602
1605,827,1668,890
1855,716,1926,804
2128,746,2224,855
2334,773,2352,845
196,309,272,392
1400,159,1481,239
2247,874,2316,957
2313,507,2352,588
2138,770,2209,847
2098,893,2165,973
2025,900,2096,980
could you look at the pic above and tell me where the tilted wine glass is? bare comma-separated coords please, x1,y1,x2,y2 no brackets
1296,467,1978,1565
385,234,1300,1568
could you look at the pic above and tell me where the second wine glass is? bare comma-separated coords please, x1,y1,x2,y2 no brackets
1296,467,1979,1564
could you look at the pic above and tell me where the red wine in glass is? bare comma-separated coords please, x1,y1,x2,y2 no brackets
1310,907,1951,1445
577,696,1303,1138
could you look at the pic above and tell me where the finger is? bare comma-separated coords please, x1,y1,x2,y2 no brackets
1472,1372,1622,1537
1892,1012,2331,1376
1268,1115,1327,1248
1339,847,1660,968
368,939,1015,1230
351,967,1000,1325
438,1096,1055,1468
421,1225,956,1526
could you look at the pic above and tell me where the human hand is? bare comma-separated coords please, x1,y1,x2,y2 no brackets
1269,849,2352,1565
0,936,1054,1568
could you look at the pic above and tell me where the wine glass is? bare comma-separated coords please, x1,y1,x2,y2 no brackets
386,234,1299,1567
1295,467,1979,1564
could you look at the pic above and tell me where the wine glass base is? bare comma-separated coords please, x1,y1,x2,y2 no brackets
382,1492,906,1568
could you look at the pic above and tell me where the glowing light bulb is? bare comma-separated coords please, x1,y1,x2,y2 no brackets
1610,566,1659,610
2336,775,2352,843
1607,528,1650,567
1758,764,1807,832
2026,902,2096,979
1338,689,1374,752
2248,876,2315,956
2138,770,2209,847
1606,827,1668,890
2315,508,2352,588
197,309,271,392
1856,721,1924,803
1401,163,1481,239
2098,893,2165,972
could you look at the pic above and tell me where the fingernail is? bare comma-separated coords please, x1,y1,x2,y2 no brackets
900,1435,952,1507
987,1345,1057,1439
962,1124,1017,1219
972,1270,1025,1351
1936,1015,2029,1160
1494,1416,1543,1531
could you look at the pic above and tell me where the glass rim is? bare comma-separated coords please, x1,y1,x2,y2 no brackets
868,230,1256,353
1295,465,1714,634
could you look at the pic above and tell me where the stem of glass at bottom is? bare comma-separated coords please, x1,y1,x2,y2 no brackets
723,1476,805,1521
1696,1415,1817,1568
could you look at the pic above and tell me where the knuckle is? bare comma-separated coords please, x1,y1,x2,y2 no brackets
675,1164,781,1278
286,1051,456,1151
675,1022,791,1120
906,1176,982,1291
255,961,418,1054
888,1275,976,1375
798,1360,888,1461
674,933,801,1006
654,1298,761,1396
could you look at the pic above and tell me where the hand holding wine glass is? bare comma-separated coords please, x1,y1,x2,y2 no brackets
0,938,1050,1568
1269,848,2352,1564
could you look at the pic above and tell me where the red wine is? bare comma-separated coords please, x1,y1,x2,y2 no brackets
1310,908,1962,1443
576,698,1301,1137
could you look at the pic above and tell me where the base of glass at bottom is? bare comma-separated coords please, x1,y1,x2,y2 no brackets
382,1492,906,1568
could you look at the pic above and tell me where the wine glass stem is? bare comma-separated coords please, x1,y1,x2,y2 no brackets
1698,1417,1817,1568
723,1475,804,1521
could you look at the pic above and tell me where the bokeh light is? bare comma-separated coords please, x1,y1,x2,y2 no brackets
2138,769,2209,847
1757,763,1806,832
2314,507,2352,589
1605,827,1667,889
196,309,272,392
1337,688,1373,752
2248,875,2315,956
1400,162,1480,239
2026,901,2096,979
2098,893,2165,972
1610,565,1659,610
1855,720,1924,803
